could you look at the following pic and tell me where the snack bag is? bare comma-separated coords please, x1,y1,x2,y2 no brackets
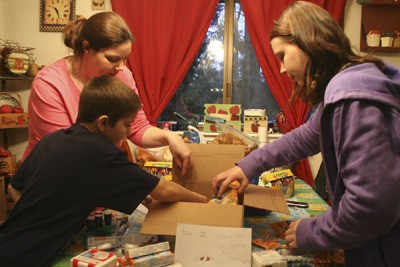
208,181,240,205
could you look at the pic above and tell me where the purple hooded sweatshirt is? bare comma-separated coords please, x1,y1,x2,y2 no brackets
238,62,400,267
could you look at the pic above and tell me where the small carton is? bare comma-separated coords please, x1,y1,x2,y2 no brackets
252,250,287,267
126,241,170,258
141,144,289,236
130,251,174,267
259,169,295,199
0,154,16,176
71,249,117,267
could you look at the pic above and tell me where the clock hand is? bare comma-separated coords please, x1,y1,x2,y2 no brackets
53,7,60,19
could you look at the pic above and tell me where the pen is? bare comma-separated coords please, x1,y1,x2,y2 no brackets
286,200,309,208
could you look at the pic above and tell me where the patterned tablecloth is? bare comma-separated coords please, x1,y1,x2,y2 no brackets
246,179,344,267
53,179,344,267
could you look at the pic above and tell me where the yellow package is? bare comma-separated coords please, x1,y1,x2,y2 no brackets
208,181,239,205
260,169,295,199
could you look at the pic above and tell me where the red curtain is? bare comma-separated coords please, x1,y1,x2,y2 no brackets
241,0,347,185
111,0,219,124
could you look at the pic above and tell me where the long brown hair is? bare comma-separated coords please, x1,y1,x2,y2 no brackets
270,1,383,105
64,12,134,56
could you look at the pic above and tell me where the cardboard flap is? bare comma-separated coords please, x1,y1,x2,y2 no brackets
172,144,245,199
243,184,290,214
141,201,244,236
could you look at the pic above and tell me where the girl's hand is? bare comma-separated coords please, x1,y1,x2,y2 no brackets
285,219,302,249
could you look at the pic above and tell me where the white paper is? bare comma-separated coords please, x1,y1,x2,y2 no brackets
174,223,252,267
258,126,268,142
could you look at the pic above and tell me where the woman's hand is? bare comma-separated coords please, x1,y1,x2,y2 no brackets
212,165,249,198
141,127,192,176
285,219,302,249
167,133,192,176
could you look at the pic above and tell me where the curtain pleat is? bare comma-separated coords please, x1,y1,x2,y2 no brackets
241,0,347,185
111,0,219,124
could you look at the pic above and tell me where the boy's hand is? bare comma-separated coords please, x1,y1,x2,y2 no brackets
141,195,152,208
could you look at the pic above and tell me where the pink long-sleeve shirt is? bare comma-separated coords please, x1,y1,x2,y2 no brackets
23,58,151,160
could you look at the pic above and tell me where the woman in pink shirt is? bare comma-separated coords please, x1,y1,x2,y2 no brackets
24,12,191,175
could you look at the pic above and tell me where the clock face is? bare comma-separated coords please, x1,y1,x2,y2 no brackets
44,0,71,25
40,0,75,32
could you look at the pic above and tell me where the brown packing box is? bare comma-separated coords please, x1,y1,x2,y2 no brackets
141,144,289,236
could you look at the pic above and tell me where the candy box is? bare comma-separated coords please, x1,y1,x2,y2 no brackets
259,169,295,199
71,249,117,267
143,161,172,180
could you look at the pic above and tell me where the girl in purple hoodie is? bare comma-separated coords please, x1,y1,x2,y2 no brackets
213,2,400,266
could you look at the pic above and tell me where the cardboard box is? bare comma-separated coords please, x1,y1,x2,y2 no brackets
259,169,295,199
0,113,29,129
204,104,241,132
0,155,16,176
141,144,289,236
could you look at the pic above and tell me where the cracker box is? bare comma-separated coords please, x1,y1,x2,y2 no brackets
259,169,295,199
143,161,172,180
71,249,117,267
204,104,241,132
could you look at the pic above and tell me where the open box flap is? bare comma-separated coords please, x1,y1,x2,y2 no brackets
243,184,290,214
172,143,245,199
141,201,244,236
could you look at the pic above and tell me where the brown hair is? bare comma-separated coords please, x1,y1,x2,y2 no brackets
76,75,141,126
270,1,383,105
64,12,134,56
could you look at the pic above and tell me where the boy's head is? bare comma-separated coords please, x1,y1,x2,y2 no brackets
76,75,141,127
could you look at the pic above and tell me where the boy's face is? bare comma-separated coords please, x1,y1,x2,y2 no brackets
103,113,136,146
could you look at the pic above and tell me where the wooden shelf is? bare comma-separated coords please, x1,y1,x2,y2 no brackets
0,75,33,80
360,2,400,7
361,46,400,53
359,2,400,53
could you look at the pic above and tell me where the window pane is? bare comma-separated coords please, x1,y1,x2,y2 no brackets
159,3,225,124
158,1,281,127
232,2,280,121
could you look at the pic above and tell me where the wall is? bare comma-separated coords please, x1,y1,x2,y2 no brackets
1,0,399,161
1,0,112,160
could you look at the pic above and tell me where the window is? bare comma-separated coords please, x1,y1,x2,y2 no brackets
159,0,281,127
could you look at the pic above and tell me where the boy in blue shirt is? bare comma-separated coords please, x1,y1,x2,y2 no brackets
0,75,206,267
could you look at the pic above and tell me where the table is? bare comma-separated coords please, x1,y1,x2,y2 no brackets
245,179,344,266
53,179,344,267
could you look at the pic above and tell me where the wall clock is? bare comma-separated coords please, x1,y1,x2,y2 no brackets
40,0,76,32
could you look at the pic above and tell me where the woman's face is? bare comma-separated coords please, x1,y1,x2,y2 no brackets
270,37,309,88
85,41,132,78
